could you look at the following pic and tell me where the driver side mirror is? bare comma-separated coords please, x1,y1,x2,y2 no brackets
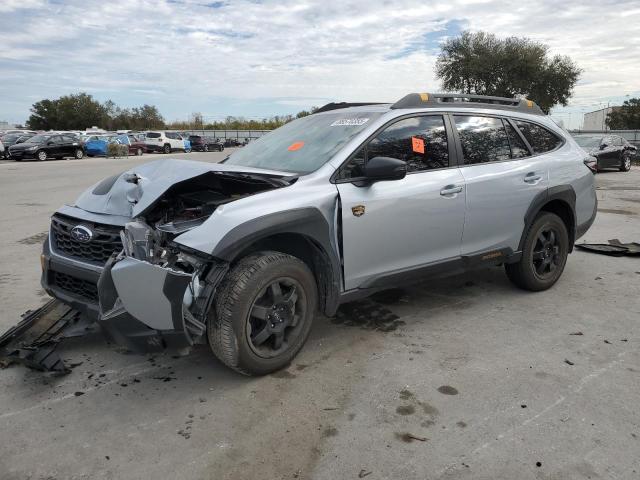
364,156,407,182
600,143,608,150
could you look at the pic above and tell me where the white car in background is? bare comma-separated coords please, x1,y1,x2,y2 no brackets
144,131,187,154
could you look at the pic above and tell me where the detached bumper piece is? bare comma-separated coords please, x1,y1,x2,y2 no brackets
98,256,204,353
0,299,93,374
575,239,640,257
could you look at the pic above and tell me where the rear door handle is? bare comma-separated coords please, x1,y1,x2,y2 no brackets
524,173,543,184
440,185,463,196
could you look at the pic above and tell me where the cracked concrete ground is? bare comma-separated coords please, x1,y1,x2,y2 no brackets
0,156,638,480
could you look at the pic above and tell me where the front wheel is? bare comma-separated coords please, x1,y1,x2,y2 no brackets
136,148,143,156
163,144,171,154
74,149,84,159
505,212,569,291
208,251,318,375
203,144,209,152
620,155,631,172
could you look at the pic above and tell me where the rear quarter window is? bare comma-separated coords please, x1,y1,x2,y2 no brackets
514,120,563,154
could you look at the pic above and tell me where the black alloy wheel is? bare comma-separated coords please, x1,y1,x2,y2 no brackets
246,278,305,358
531,228,562,280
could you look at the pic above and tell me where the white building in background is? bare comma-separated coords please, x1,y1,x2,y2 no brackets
582,106,622,131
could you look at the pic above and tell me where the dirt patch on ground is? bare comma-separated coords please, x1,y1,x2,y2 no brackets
18,231,48,245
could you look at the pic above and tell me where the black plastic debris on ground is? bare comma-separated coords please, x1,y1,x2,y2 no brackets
575,239,640,257
332,300,405,332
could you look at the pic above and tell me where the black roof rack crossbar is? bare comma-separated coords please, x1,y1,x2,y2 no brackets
314,102,386,114
390,93,544,115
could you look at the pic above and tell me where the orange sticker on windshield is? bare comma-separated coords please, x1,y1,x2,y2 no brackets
412,136,425,154
288,141,304,151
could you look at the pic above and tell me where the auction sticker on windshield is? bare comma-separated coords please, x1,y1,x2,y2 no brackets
330,118,369,126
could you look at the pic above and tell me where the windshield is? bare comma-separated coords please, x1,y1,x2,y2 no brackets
26,134,52,144
224,112,383,173
573,136,601,148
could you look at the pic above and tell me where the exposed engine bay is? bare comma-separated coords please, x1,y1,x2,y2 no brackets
120,171,291,271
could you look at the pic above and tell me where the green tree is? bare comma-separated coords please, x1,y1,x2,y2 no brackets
435,31,582,113
606,98,640,129
27,93,110,130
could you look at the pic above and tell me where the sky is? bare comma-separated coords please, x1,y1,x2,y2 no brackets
0,0,639,130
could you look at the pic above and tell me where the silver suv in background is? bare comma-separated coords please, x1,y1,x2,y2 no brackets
39,93,597,375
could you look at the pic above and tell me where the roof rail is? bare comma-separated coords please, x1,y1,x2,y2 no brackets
314,102,386,114
390,93,544,115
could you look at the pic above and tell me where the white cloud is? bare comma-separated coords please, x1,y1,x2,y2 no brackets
0,0,638,128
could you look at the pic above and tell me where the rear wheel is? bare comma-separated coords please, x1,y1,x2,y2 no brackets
136,148,143,156
620,155,631,172
505,212,569,291
203,144,209,152
163,144,171,154
74,149,84,159
208,251,317,375
37,150,47,161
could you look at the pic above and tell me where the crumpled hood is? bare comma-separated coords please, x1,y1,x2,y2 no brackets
74,158,294,217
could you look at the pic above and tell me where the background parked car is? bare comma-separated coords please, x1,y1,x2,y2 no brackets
144,131,187,153
0,133,37,158
85,134,147,157
188,135,225,152
224,138,243,147
573,134,637,172
9,134,85,161
15,133,36,144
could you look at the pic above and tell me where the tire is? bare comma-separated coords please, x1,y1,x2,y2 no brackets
620,155,631,172
208,251,318,375
203,144,209,152
36,150,47,161
74,149,84,159
163,144,171,154
505,212,569,291
136,148,143,156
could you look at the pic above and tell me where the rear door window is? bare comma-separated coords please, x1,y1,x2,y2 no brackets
504,121,530,158
454,116,511,164
146,132,161,138
514,120,563,153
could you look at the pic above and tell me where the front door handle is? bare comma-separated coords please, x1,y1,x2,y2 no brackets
440,185,463,196
524,172,543,184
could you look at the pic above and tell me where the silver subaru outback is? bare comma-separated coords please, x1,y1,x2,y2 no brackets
40,93,597,375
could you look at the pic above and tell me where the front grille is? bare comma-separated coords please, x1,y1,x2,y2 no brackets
52,271,99,302
51,214,123,265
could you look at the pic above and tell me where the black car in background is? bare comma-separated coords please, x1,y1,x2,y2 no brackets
223,138,243,147
8,134,85,161
0,133,35,159
188,135,225,152
574,134,637,172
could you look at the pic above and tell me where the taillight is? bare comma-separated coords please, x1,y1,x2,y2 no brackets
583,156,597,174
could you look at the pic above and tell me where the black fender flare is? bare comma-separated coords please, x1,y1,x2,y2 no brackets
518,185,577,253
211,208,342,316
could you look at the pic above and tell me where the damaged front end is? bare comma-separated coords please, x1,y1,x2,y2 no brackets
2,162,294,372
96,170,289,353
97,220,225,353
